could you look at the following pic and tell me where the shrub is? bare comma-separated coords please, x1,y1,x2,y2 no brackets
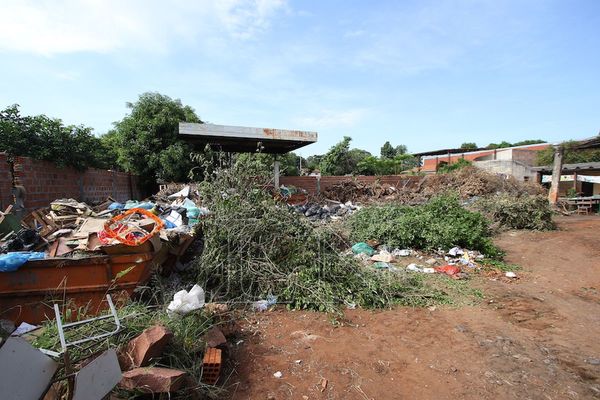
194,156,449,311
348,194,499,256
472,194,555,230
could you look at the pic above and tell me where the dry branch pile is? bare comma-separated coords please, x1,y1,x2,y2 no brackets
321,167,545,205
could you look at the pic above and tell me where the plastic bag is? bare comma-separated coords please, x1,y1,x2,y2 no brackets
167,284,205,316
0,252,45,272
435,265,461,276
351,242,375,256
252,295,277,311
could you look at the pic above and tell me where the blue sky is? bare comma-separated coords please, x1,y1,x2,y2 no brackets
1,0,599,157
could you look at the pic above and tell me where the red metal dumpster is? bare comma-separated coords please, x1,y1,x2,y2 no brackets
0,251,157,324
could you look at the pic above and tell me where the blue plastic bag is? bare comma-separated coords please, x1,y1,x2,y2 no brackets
0,252,45,272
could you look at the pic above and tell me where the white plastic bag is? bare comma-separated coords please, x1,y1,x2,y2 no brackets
167,284,205,317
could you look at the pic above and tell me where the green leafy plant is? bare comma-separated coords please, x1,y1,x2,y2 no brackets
437,158,472,174
472,193,555,230
194,154,450,311
348,194,500,256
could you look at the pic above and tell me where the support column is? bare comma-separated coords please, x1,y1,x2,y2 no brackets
274,157,280,190
573,170,578,194
548,145,564,204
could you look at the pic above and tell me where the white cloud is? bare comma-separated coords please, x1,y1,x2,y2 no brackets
0,0,286,55
293,108,369,129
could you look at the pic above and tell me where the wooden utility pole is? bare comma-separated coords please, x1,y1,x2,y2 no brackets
548,145,564,204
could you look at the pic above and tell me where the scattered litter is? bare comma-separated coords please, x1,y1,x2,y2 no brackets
422,267,435,274
448,247,464,256
392,248,411,257
505,271,517,279
253,295,277,311
435,265,461,276
371,250,393,263
352,242,375,256
273,371,283,378
425,258,438,265
373,261,391,269
10,322,39,336
295,359,302,364
167,285,205,317
320,377,328,392
407,263,423,272
0,252,45,272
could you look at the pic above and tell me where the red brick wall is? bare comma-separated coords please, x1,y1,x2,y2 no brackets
0,152,141,210
0,153,13,210
280,175,423,195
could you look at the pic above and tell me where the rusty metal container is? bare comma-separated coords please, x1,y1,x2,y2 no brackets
0,251,157,324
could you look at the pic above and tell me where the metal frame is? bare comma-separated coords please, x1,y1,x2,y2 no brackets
53,294,121,352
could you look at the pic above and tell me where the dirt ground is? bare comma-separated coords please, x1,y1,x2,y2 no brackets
226,216,600,400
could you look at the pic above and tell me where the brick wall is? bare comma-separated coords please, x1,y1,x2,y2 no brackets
0,153,13,210
0,152,141,210
280,175,423,195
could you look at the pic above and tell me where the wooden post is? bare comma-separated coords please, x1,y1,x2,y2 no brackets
548,145,564,204
573,170,578,194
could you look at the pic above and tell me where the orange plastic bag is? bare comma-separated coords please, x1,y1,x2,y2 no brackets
102,208,164,246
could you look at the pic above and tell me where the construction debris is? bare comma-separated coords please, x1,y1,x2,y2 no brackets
120,367,188,393
120,325,173,370
201,348,222,385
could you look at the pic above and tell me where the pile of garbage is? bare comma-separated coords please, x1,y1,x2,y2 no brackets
350,242,492,279
293,201,361,221
0,185,207,272
322,180,399,203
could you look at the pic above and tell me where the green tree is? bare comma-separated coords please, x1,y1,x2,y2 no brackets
485,139,545,149
536,140,600,166
347,148,372,174
395,144,407,155
0,104,113,170
108,93,202,193
320,136,352,175
460,142,478,150
305,155,323,172
512,139,546,146
358,153,418,175
380,141,395,159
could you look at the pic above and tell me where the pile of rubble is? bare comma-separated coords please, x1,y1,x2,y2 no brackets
293,201,361,221
0,185,208,272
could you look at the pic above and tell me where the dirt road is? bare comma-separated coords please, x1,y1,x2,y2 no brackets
227,216,600,399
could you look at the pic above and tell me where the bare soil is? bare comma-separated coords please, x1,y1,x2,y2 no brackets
226,216,600,399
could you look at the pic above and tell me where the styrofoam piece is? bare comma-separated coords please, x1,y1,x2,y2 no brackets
168,186,190,199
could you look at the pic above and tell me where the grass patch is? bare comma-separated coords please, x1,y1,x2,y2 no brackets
480,259,521,272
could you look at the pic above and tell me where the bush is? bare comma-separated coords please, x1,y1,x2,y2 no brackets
472,194,555,230
436,158,472,174
348,194,499,256
194,155,448,311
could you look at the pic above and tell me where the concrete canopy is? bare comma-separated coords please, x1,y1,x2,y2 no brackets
179,123,317,154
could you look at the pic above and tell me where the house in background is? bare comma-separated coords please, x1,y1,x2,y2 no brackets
413,143,551,181
533,162,600,197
